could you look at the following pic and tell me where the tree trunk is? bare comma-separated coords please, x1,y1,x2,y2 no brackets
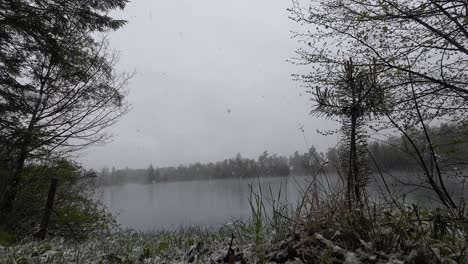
347,109,360,207
347,141,354,209
351,111,361,204
36,178,58,240
0,144,28,222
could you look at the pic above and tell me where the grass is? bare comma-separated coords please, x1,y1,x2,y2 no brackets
0,228,214,263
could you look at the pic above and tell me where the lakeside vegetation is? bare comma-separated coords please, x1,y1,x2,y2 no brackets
1,185,468,263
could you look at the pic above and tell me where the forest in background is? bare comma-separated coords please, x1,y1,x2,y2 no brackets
97,123,468,186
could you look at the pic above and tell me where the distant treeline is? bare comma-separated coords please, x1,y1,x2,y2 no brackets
367,123,468,172
98,148,326,185
97,123,468,185
328,123,468,173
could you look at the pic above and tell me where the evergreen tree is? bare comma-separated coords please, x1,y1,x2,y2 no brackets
311,59,385,206
0,0,130,221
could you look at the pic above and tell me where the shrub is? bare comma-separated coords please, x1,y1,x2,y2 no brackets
7,159,116,240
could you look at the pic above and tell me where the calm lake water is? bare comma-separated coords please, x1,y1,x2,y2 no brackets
96,174,467,231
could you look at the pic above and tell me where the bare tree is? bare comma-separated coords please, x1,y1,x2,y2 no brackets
289,0,467,208
289,0,468,102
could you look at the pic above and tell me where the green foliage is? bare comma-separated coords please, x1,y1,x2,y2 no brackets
7,159,115,240
305,199,468,262
319,248,333,264
311,59,384,206
0,229,15,246
0,0,130,225
248,186,266,262
0,0,130,156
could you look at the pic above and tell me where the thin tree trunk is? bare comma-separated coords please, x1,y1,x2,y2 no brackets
36,178,58,240
350,111,361,204
347,129,354,208
0,114,36,222
409,77,456,208
386,113,452,208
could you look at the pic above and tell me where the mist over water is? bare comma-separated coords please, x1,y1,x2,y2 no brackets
97,173,468,231
97,176,309,231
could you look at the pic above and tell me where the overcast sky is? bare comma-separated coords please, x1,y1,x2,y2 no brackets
79,0,338,169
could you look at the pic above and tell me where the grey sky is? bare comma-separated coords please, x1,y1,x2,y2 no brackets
79,0,338,169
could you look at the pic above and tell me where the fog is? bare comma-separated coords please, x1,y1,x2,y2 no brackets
79,0,338,169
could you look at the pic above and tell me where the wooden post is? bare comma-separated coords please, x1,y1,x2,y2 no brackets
36,178,58,240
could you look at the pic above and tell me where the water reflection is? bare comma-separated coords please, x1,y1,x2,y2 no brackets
96,174,467,231
97,176,310,230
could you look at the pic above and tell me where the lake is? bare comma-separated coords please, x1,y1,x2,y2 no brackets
96,173,467,231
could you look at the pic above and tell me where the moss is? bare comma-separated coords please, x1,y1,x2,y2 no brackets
0,229,16,245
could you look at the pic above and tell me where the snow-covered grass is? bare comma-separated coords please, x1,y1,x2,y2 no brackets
296,199,468,263
2,204,466,264
0,222,300,264
0,228,223,263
